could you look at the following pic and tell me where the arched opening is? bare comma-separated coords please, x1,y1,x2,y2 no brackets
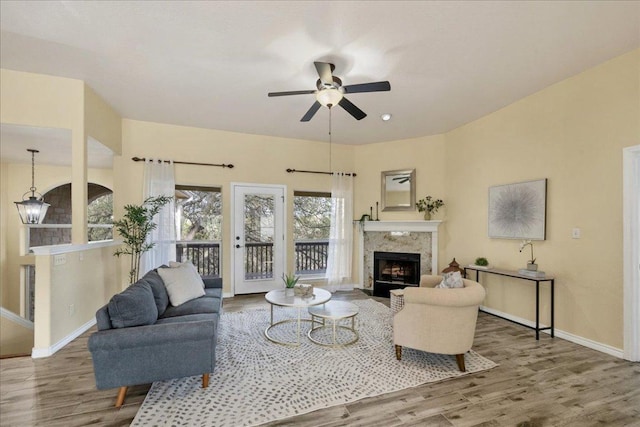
28,183,113,247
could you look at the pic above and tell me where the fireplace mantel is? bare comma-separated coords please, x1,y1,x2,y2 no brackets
358,220,443,289
362,220,442,233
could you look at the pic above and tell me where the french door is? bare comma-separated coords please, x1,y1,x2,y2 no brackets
232,184,285,294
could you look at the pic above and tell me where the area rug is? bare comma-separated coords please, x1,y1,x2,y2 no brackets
131,299,497,427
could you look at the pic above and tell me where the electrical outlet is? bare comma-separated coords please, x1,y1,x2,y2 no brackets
572,228,581,239
54,254,67,266
79,253,84,261
69,304,75,316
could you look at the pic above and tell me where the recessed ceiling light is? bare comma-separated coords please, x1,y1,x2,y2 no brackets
381,113,392,121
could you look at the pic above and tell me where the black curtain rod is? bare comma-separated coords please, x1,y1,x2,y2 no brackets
132,157,234,169
286,168,356,177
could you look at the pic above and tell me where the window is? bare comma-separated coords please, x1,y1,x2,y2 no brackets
88,192,113,241
175,185,222,277
293,191,331,276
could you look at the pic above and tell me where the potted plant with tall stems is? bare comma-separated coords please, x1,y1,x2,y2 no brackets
113,195,172,284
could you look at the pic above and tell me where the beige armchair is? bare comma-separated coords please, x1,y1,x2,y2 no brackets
393,275,486,371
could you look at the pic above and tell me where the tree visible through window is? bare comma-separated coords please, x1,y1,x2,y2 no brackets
88,193,113,241
293,191,331,275
175,186,222,277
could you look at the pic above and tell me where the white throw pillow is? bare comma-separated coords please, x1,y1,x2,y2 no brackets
436,271,464,289
169,261,204,288
158,264,205,306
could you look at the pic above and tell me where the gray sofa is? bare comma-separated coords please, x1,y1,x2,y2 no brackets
88,267,222,407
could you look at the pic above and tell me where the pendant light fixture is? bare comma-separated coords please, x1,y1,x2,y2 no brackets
14,149,50,224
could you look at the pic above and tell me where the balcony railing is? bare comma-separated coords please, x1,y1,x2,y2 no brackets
176,241,221,277
244,242,274,280
176,239,328,279
295,239,328,275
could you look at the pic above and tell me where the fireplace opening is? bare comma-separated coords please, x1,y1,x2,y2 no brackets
373,251,420,298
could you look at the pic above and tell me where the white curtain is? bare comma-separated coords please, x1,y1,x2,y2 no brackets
325,172,354,292
140,159,176,275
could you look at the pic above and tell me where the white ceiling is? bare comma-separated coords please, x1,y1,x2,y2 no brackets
0,123,114,168
0,1,638,149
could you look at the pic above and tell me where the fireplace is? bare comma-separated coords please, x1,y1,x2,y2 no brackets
373,251,420,298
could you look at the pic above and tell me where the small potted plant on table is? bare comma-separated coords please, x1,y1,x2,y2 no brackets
282,273,300,296
473,257,490,270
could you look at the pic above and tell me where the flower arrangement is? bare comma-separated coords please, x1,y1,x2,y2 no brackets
519,240,536,265
416,196,444,214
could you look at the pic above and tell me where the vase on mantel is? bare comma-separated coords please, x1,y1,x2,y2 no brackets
423,211,431,220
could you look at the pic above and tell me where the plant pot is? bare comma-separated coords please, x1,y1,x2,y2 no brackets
527,263,538,271
423,211,431,220
285,288,295,296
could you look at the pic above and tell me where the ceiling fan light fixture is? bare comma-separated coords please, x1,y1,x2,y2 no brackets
316,88,343,107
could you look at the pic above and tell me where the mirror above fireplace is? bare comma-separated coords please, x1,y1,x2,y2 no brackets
381,169,416,211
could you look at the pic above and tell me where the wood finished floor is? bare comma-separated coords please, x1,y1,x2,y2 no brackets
1,290,639,427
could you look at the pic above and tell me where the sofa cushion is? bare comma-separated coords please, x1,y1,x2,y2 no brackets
155,312,219,325
204,287,223,299
161,295,222,319
169,261,204,287
158,263,206,306
140,269,170,316
108,281,158,328
436,271,464,289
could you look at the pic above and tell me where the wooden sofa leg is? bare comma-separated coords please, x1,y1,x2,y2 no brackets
202,373,210,388
115,386,128,408
455,354,466,372
395,345,402,360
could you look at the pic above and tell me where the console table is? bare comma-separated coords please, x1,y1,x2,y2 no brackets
464,266,554,340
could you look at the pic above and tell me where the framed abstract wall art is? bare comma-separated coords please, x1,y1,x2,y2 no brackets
488,178,547,240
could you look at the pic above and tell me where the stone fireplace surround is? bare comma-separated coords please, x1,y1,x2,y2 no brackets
358,220,442,290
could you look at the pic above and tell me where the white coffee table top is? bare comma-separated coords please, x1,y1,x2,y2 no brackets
265,288,331,308
308,300,359,320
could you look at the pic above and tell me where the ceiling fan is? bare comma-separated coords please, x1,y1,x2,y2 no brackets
393,175,411,184
268,61,391,122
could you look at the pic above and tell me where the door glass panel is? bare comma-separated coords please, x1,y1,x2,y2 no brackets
244,194,275,280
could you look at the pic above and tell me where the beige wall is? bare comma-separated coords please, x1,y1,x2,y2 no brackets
0,162,113,314
0,69,83,130
2,48,637,353
0,163,8,308
0,313,33,356
442,49,639,349
0,69,121,356
115,119,355,290
352,135,448,283
84,84,122,156
33,244,120,350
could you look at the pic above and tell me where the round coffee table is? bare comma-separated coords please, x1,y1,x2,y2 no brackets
264,288,331,346
307,301,359,347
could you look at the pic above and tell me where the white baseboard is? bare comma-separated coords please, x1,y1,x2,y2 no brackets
31,318,96,359
479,306,624,359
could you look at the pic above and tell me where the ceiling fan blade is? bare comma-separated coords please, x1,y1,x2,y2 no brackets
301,101,322,122
314,62,334,87
343,81,391,94
268,90,316,97
338,97,366,120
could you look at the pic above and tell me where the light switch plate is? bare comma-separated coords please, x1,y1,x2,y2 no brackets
572,228,581,239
